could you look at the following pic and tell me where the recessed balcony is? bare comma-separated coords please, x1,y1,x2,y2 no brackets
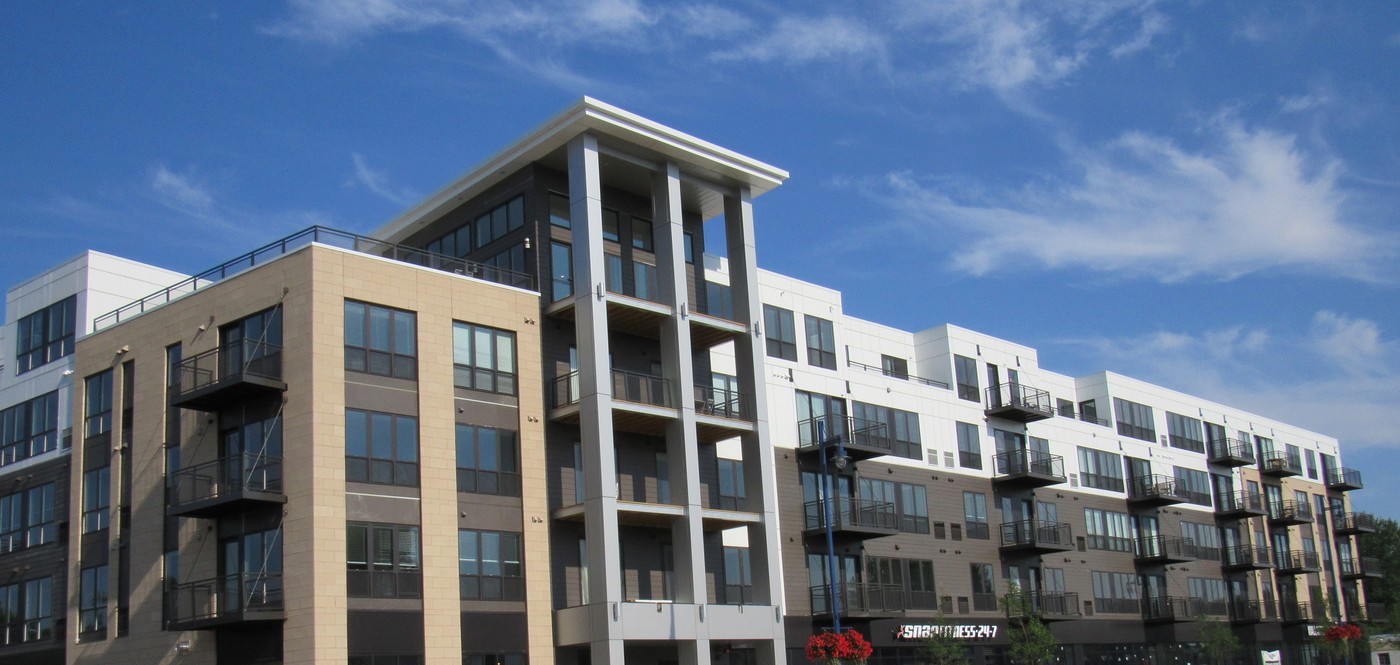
1007,591,1081,621
167,572,284,631
999,520,1074,554
1127,475,1187,508
1207,438,1256,467
1268,499,1313,526
1230,599,1273,624
167,453,286,518
992,450,1066,488
803,497,898,543
1280,602,1316,624
168,341,286,411
809,583,906,618
1215,491,1268,520
1259,452,1303,477
1327,468,1364,492
796,415,891,462
1221,544,1272,571
983,383,1054,423
1276,550,1321,575
549,369,679,436
1347,602,1387,625
1142,596,1207,624
1334,511,1378,535
1340,556,1383,580
1135,535,1199,565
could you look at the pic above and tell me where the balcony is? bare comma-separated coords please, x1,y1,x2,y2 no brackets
1000,520,1074,554
1135,535,1199,565
1268,499,1313,526
1215,491,1267,520
549,369,678,437
809,583,905,617
1327,468,1364,492
1276,550,1321,575
796,415,891,462
1260,452,1303,477
984,383,1054,423
1348,603,1387,624
1207,438,1256,467
1127,475,1187,508
803,497,898,542
1230,599,1273,624
992,450,1066,489
167,453,286,518
1221,544,1272,571
167,572,284,631
1142,596,1208,623
1335,511,1378,535
692,383,754,444
1280,602,1315,624
1007,591,1081,621
168,340,285,411
1339,557,1383,580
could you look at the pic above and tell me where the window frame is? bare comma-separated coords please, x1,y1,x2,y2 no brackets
458,529,524,601
344,301,418,380
345,409,419,487
456,424,520,497
1113,398,1157,442
803,314,837,370
452,322,518,395
346,522,422,599
16,296,76,374
762,305,797,361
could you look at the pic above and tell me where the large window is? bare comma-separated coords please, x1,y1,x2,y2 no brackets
344,301,417,380
855,478,928,533
1077,447,1125,492
84,370,114,439
1166,413,1205,453
21,577,52,643
16,296,75,374
804,315,837,369
717,458,746,511
347,523,421,598
452,322,517,395
424,196,525,257
82,467,110,533
970,563,997,610
0,483,55,553
458,529,523,601
1084,508,1132,552
954,355,979,402
963,492,989,540
1092,571,1140,614
853,402,921,460
79,565,108,637
763,305,797,361
456,424,519,496
956,422,982,470
345,410,419,487
1181,521,1221,560
0,391,60,468
721,547,753,604
549,192,570,228
1113,398,1156,442
1173,467,1212,506
551,242,573,301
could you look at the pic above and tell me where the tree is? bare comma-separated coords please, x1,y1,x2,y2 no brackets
1004,583,1060,665
1359,516,1400,633
1198,615,1240,665
920,614,971,665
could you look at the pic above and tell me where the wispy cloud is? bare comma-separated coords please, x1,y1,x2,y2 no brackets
1053,311,1400,449
711,15,884,66
347,153,416,206
851,119,1393,282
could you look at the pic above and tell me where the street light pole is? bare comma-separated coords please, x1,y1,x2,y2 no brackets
817,420,850,634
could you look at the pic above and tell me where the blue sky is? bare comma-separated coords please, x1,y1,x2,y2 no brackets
3,2,1400,515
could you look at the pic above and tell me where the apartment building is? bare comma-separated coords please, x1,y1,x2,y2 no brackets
0,98,1377,665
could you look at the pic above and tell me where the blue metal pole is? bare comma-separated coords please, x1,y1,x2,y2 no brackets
819,421,842,633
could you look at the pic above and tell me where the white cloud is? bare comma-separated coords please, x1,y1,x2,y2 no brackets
151,165,215,215
857,120,1392,282
1054,311,1400,449
711,15,884,66
348,153,416,206
670,4,754,39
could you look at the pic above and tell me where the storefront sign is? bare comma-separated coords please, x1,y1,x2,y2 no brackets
1261,650,1281,665
894,624,999,640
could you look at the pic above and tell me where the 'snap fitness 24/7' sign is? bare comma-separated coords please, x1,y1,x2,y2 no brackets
894,624,999,640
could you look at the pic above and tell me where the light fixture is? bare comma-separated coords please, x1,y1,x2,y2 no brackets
175,640,193,655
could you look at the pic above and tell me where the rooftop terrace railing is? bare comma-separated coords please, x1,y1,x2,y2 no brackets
93,226,535,330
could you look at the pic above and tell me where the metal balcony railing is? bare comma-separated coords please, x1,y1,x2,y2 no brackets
1127,475,1186,504
1269,499,1313,523
1334,511,1377,533
1000,520,1073,550
1280,602,1314,623
1141,596,1204,622
1260,451,1303,476
168,572,283,629
1230,599,1270,623
1339,556,1382,578
809,583,905,615
550,370,673,409
169,340,283,401
1216,491,1266,516
1278,550,1321,573
1136,535,1199,562
796,415,891,458
1007,591,1081,619
993,450,1066,483
1222,544,1272,569
694,384,743,419
845,359,950,389
1327,467,1364,490
1207,438,1256,465
168,453,283,514
984,383,1054,421
803,497,898,533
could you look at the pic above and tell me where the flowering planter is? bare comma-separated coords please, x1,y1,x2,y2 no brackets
805,629,873,665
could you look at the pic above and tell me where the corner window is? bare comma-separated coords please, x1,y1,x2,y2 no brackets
16,295,76,374
345,410,419,487
344,301,417,380
762,305,797,361
804,315,837,370
456,424,519,496
452,322,517,395
347,523,421,598
459,530,524,600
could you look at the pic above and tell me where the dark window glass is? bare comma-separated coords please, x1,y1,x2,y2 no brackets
0,391,60,467
456,424,519,496
459,529,524,600
762,305,797,361
452,322,517,395
956,422,982,470
953,355,979,402
1113,398,1156,442
79,565,108,636
16,296,76,374
804,315,837,370
345,410,418,487
344,301,417,380
347,522,421,598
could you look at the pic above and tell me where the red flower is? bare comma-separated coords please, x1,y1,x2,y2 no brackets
1324,623,1363,642
806,629,873,664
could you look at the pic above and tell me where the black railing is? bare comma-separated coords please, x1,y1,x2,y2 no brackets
1207,438,1256,464
169,572,283,626
1142,596,1202,621
1136,535,1198,561
1000,520,1073,549
694,384,743,419
1327,467,1364,489
809,583,905,615
845,360,950,389
170,340,283,399
1334,511,1377,532
984,383,1054,417
1008,591,1081,618
1077,412,1111,427
1339,556,1381,577
797,415,891,454
1279,550,1321,572
1216,491,1265,514
1280,602,1314,623
95,226,534,330
1260,451,1303,475
1231,599,1270,622
1223,544,1271,568
993,450,1066,480
169,453,282,509
1269,499,1313,522
1097,598,1141,614
803,497,898,532
550,370,673,409
1128,475,1184,502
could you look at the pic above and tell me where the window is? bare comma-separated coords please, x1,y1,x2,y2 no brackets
1084,508,1133,552
853,402,921,460
1113,398,1156,442
1305,451,1318,480
1092,571,1140,613
762,305,797,361
79,565,107,637
1180,521,1221,559
0,483,56,553
605,254,623,293
970,563,996,610
881,355,909,379
1166,413,1205,453
1172,467,1212,506
684,232,695,263
1056,398,1075,417
1077,447,1125,492
21,577,52,643
425,195,524,256
954,355,979,402
345,410,419,487
452,322,517,395
854,478,928,534
631,217,653,251
551,242,573,301
956,422,982,470
0,493,18,553
344,301,417,380
804,315,837,369
456,424,519,496
16,296,75,374
963,492,989,540
633,260,658,301
350,655,423,665
721,547,753,604
458,529,524,600
0,391,60,467
82,467,110,533
898,483,929,533
717,458,746,510
548,192,570,228
464,654,526,665
347,523,421,598
84,370,114,439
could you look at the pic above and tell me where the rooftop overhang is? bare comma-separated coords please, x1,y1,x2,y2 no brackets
373,96,790,244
